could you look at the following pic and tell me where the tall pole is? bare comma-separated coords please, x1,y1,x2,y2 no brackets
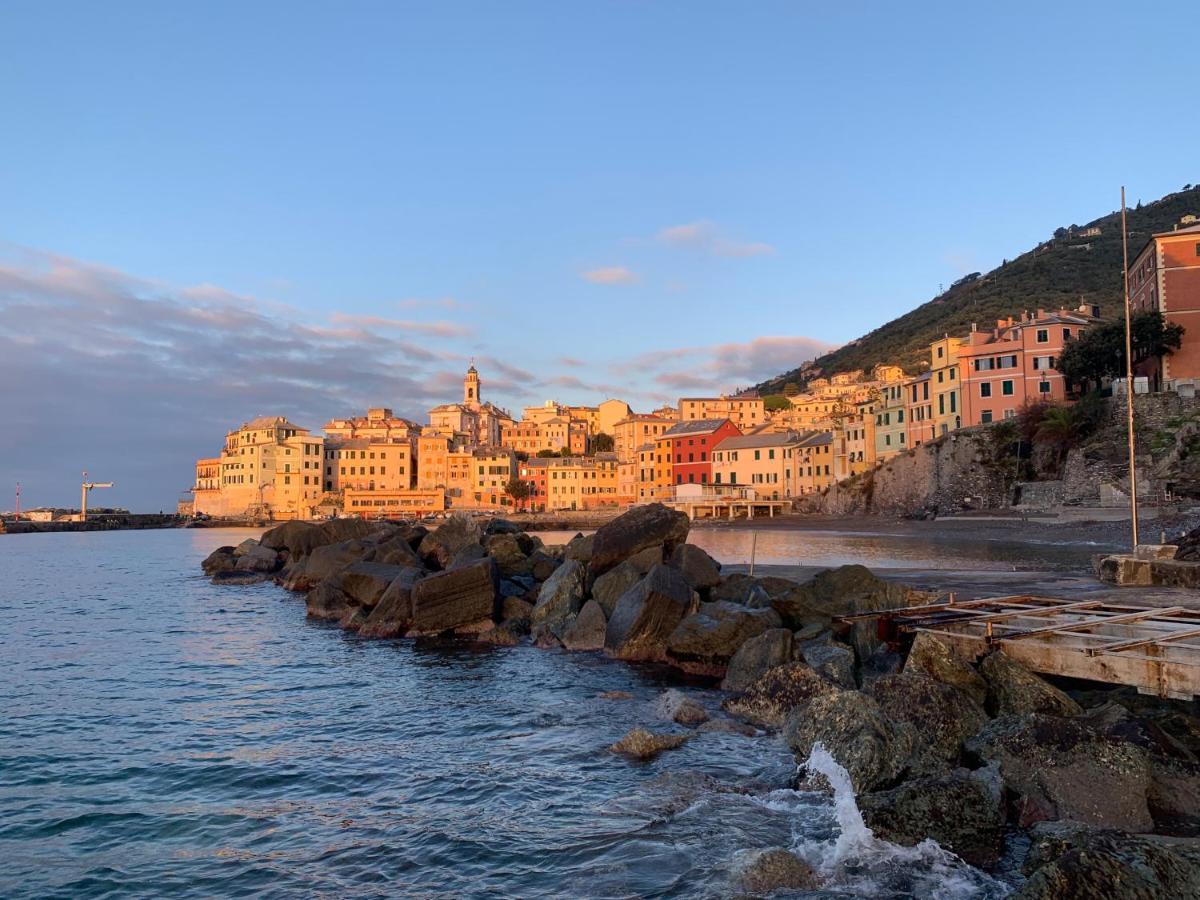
1121,186,1140,550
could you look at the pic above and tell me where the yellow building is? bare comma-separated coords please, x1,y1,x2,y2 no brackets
597,399,633,436
612,414,673,463
545,454,619,510
468,448,519,508
930,335,962,437
711,432,799,500
324,407,419,442
193,416,325,520
874,381,908,461
344,488,446,518
794,432,835,495
678,394,766,430
324,438,416,493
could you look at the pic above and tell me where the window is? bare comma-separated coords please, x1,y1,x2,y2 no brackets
1062,328,1072,340
938,395,945,415
950,392,957,413
937,346,944,358
1036,329,1049,343
754,450,761,460
1004,409,1016,420
1039,381,1051,394
1002,380,1014,396
1195,242,1200,257
998,355,1017,368
974,358,994,371
980,383,992,398
981,411,993,424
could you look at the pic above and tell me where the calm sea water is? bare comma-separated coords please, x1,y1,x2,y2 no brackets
0,528,1015,898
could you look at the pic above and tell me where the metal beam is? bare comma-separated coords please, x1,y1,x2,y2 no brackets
1090,626,1200,656
999,606,1190,641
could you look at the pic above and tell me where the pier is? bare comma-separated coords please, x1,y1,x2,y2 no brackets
664,498,791,521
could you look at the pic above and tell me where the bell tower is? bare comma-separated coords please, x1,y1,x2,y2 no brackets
464,364,481,407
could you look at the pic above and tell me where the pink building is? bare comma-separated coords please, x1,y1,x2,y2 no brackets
958,305,1101,426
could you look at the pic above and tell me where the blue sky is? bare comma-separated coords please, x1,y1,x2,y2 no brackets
1,2,1196,510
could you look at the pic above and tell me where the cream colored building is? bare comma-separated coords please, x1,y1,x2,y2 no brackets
545,454,619,510
679,394,766,430
612,414,673,463
428,366,514,446
324,407,420,442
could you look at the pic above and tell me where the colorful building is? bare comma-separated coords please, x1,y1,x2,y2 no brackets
1129,222,1200,390
678,395,765,430
874,382,907,461
929,335,962,437
657,418,743,492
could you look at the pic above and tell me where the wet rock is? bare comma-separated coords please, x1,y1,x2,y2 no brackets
201,546,237,575
234,542,281,573
358,568,423,638
340,561,408,608
483,532,529,577
598,690,634,701
477,621,524,646
868,672,987,775
591,559,642,618
500,596,534,621
292,538,373,591
531,559,586,640
1014,830,1200,900
589,503,690,579
723,661,840,728
210,569,269,586
721,628,794,693
409,558,499,635
659,689,709,726
665,602,782,676
965,713,1152,831
736,848,818,893
979,651,1082,718
529,549,562,582
771,565,917,659
260,518,377,559
564,533,594,563
668,544,721,592
418,514,484,569
609,728,689,760
904,632,987,707
603,564,694,662
798,640,857,690
859,645,904,685
784,690,916,793
860,768,1006,870
561,599,608,651
697,717,757,737
305,576,351,621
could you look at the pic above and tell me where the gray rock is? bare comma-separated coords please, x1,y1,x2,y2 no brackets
210,569,269,585
500,596,534,620
358,567,423,638
660,689,709,726
665,602,781,676
798,640,857,689
305,576,351,621
589,503,689,578
409,558,498,634
603,564,694,662
860,768,1006,870
447,542,487,570
1014,830,1200,900
737,848,819,894
564,533,595,563
979,651,1082,718
529,550,562,582
260,518,378,559
340,561,408,607
375,532,424,569
561,599,607,651
722,628,794,693
234,542,281,573
697,717,757,737
904,631,987,707
418,514,484,569
784,690,916,793
531,559,586,640
723,661,840,728
867,672,987,775
628,544,666,574
292,538,373,591
483,532,530,577
591,560,641,618
965,713,1152,831
668,544,722,591
609,728,689,760
201,546,237,575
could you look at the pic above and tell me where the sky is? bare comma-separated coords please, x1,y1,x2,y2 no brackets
1,2,1196,511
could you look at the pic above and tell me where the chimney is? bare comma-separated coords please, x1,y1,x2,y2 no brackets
971,322,978,332
1036,309,1045,319
996,318,1006,329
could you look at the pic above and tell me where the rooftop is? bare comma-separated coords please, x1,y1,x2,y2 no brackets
660,418,734,438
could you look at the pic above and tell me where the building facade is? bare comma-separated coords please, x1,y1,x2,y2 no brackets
1129,222,1200,390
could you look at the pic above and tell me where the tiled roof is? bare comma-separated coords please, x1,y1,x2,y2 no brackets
713,431,807,451
660,418,732,438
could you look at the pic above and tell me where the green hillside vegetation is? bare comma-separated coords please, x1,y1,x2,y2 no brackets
759,184,1200,394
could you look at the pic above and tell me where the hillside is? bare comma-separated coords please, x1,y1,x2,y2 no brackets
759,184,1200,393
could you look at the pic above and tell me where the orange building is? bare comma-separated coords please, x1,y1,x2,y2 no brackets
1129,222,1200,390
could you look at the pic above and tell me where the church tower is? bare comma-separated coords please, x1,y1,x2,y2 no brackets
464,365,481,407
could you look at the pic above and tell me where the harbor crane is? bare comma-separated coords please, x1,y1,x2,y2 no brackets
79,471,114,522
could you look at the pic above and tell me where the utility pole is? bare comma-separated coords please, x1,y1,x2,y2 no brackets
80,471,114,522
1121,187,1140,550
14,482,20,519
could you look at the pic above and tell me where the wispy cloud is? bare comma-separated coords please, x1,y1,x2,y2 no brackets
327,311,472,337
656,220,775,258
582,265,639,285
396,296,462,311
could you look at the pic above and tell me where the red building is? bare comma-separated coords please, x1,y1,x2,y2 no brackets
658,418,742,489
516,457,550,512
1129,221,1200,391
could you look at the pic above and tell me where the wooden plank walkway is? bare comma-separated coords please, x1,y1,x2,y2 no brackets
841,595,1200,701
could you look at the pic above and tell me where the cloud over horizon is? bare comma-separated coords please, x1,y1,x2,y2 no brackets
581,265,639,285
656,220,775,258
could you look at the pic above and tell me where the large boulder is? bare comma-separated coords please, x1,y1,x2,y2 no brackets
589,504,689,579
770,565,917,659
234,541,282,573
722,628,794,693
418,514,484,569
358,568,423,638
305,576,351,621
860,768,1006,870
561,599,608,651
979,651,1082,718
867,673,987,775
591,560,642,618
201,546,237,575
784,690,916,793
736,848,818,894
290,538,373,591
665,602,782,676
668,544,722,592
210,569,269,585
483,532,530,577
797,640,857,689
604,564,694,662
528,549,561,582
723,661,840,728
260,518,377,559
409,558,498,634
659,689,709,726
965,713,1152,831
374,531,425,569
564,533,595,564
1014,830,1200,900
904,632,987,707
340,561,409,608
531,559,586,640
711,573,799,605
609,728,689,760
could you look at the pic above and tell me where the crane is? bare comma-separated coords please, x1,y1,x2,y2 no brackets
80,471,114,522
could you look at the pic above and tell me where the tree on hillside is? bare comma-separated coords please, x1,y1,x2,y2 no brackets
591,433,614,453
1058,311,1184,390
763,394,791,411
783,382,801,397
504,479,531,508
535,448,559,458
